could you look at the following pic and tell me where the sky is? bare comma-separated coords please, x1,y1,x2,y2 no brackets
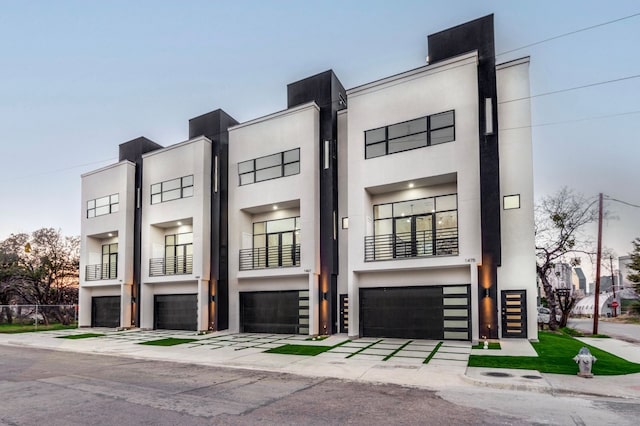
1,0,639,282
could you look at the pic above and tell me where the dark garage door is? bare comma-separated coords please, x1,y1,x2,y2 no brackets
360,285,470,340
154,294,197,331
240,291,299,334
360,286,444,339
92,296,120,328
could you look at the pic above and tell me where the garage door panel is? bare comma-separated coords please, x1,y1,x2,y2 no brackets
92,296,120,328
360,285,469,340
240,291,300,334
154,294,197,331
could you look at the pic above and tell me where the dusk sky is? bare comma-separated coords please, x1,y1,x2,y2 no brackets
1,0,638,281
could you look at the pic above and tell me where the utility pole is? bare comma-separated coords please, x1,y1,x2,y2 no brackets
593,193,603,335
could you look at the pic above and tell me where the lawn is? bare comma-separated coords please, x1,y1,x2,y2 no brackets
468,331,640,375
265,344,333,356
57,333,104,339
0,323,78,334
139,338,198,346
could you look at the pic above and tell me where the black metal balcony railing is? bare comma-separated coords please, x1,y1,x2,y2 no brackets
149,255,193,276
239,244,300,271
364,228,458,262
85,263,117,281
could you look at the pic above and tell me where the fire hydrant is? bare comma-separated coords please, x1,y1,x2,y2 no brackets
573,347,597,378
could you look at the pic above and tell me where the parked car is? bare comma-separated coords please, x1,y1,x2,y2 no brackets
537,306,551,324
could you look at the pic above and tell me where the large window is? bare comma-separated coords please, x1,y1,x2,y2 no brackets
238,148,300,186
365,110,455,159
240,216,301,270
101,243,118,279
87,194,119,218
151,175,193,204
365,194,458,261
150,232,193,276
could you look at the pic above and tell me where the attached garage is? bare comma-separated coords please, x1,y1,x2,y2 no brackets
154,294,197,331
240,290,307,334
92,296,121,328
360,285,470,340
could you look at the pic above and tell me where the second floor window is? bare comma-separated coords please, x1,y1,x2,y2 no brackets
151,175,193,204
365,110,455,159
87,194,119,218
238,148,300,186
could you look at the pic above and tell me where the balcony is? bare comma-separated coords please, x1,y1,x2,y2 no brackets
149,255,193,276
85,263,117,281
239,244,300,271
364,227,458,262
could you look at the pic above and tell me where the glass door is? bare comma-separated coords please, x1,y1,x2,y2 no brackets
415,215,433,256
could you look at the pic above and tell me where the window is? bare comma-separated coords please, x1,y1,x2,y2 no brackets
503,194,521,210
87,194,119,218
150,232,193,276
240,216,301,270
365,110,455,159
366,194,459,261
150,175,193,204
238,148,300,186
101,243,118,279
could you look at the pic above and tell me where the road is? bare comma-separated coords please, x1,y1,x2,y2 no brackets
0,345,639,425
568,318,640,342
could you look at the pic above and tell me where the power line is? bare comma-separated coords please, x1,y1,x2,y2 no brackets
498,73,640,104
1,157,118,183
604,196,640,209
500,109,640,131
497,11,640,57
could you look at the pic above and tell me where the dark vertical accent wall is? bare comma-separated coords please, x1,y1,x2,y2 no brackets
118,136,163,327
287,70,346,334
428,14,500,338
188,109,238,331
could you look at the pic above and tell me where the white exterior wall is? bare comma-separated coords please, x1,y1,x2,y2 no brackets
139,136,212,331
344,52,482,338
496,57,538,340
337,109,349,320
228,102,320,334
79,161,136,327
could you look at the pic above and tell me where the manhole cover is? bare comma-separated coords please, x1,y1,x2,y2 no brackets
522,375,543,380
482,372,513,378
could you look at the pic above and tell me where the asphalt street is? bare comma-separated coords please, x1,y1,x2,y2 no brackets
1,345,639,425
568,318,640,342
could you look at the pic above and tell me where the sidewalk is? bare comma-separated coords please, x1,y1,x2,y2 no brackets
1,329,639,400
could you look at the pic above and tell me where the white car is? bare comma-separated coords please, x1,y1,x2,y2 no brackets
537,307,551,324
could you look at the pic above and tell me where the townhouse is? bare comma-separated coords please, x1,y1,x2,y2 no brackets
79,14,538,341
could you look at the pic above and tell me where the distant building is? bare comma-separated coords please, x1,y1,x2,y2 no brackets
574,267,587,294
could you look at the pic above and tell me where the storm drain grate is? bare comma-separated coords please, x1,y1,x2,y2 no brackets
522,375,543,380
482,372,513,378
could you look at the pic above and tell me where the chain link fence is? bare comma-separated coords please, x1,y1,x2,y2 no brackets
0,304,78,329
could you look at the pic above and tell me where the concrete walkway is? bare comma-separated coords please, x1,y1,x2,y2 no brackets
1,329,639,400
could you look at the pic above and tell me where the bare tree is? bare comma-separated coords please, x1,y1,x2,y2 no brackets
535,188,599,330
0,229,79,325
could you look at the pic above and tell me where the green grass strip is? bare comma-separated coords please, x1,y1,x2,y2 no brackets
346,339,383,359
0,323,78,334
468,332,640,375
383,340,412,361
265,344,332,356
57,333,104,339
265,339,351,356
139,338,198,346
471,342,501,350
423,342,443,364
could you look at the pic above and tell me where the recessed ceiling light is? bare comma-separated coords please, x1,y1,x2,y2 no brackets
177,221,182,225
273,205,278,210
408,183,414,188
108,233,113,237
